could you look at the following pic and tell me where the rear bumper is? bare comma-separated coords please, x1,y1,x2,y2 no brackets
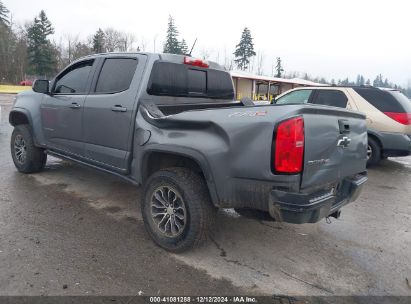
379,132,411,157
268,173,368,224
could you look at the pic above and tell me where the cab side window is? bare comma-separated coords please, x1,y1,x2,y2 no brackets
275,90,313,104
53,60,94,94
314,90,348,108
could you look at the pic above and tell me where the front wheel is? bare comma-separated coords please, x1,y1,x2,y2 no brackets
10,125,47,173
141,167,216,252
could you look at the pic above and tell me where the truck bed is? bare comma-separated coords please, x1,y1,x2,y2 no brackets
140,102,367,196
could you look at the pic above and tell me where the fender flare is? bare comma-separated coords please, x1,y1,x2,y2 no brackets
9,107,34,127
9,108,38,144
367,129,383,148
139,145,219,205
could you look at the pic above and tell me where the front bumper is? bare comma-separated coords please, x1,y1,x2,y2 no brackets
268,173,368,224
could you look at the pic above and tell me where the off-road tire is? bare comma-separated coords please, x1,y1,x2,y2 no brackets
367,137,381,167
141,167,216,252
10,125,47,173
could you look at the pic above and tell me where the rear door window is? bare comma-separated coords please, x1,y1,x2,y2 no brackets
313,90,348,108
95,58,138,94
354,88,410,112
275,90,313,104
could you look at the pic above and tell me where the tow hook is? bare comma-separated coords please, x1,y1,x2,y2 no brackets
330,210,341,219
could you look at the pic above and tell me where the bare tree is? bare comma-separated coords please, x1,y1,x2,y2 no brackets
122,32,136,51
72,42,92,59
248,55,255,73
222,48,234,71
283,71,301,79
256,52,264,75
199,47,212,60
63,33,79,63
104,28,123,52
137,36,148,52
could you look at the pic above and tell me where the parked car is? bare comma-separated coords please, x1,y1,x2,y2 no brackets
9,53,368,252
19,80,33,86
275,86,411,166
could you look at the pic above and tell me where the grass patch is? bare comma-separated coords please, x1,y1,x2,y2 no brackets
0,85,31,94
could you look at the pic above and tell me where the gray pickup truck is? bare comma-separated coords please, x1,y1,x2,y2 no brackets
9,53,368,252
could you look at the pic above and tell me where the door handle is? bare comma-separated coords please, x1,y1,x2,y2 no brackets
338,119,350,134
69,102,81,109
111,105,127,112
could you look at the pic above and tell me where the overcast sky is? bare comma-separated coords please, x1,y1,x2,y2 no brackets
5,0,411,86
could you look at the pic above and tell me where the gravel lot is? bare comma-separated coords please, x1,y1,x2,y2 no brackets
0,93,410,297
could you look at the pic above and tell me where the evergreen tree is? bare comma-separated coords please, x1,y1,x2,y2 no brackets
163,15,181,54
180,39,188,54
366,79,371,85
373,74,384,87
340,78,349,85
26,10,57,77
355,74,365,86
319,77,327,84
275,57,284,77
0,0,13,83
92,28,105,53
0,1,9,26
233,27,256,70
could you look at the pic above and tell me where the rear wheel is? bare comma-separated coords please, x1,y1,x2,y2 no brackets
141,167,216,252
367,137,381,167
10,125,47,173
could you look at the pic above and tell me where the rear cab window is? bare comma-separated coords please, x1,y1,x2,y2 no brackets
146,61,234,100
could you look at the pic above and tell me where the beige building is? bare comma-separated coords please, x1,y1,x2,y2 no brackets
231,71,327,101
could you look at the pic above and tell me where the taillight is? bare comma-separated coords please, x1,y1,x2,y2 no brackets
184,56,209,68
383,112,411,125
274,116,305,174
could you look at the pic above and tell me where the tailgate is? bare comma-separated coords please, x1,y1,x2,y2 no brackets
301,108,367,190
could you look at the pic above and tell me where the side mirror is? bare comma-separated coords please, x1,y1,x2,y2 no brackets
32,79,50,94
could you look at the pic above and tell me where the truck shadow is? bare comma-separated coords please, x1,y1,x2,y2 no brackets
28,156,410,296
368,157,411,175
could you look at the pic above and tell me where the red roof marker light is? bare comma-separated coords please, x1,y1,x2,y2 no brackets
184,56,209,68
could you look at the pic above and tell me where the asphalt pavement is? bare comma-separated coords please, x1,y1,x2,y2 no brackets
0,94,410,297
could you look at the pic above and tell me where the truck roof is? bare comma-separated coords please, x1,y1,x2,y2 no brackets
78,52,225,70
